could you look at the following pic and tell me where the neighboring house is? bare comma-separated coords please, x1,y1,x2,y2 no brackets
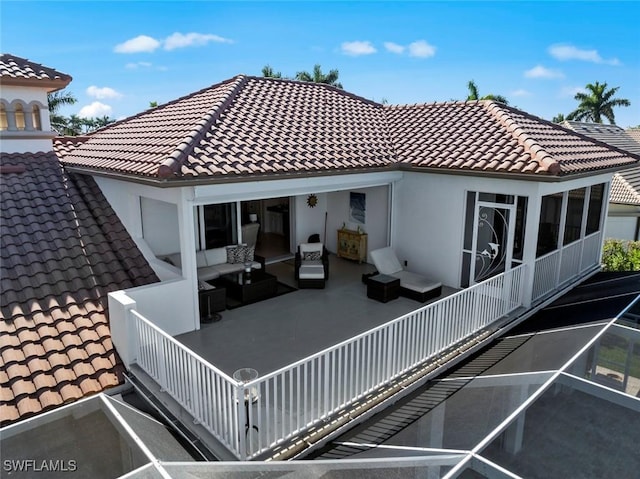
3,53,640,462
0,54,158,425
563,121,640,240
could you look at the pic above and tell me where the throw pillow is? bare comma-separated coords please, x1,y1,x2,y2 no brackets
235,245,247,263
226,245,241,264
304,251,322,261
245,245,255,262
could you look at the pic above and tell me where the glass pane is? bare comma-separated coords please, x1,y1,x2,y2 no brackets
586,183,605,235
0,105,7,130
463,191,476,251
513,197,527,262
203,203,237,248
570,324,640,397
380,373,552,451
474,206,509,282
478,193,514,204
461,252,471,288
563,188,586,245
15,104,25,130
481,324,605,376
480,375,640,478
32,105,41,130
537,193,562,257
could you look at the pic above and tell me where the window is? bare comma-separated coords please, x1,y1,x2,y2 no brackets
586,183,605,235
0,105,7,131
201,203,237,249
563,188,586,245
537,193,563,257
31,105,42,130
15,104,25,130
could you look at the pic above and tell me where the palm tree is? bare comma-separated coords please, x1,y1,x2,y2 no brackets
466,80,508,105
93,115,115,130
47,89,77,133
567,81,631,124
552,113,566,123
296,64,342,89
261,65,282,79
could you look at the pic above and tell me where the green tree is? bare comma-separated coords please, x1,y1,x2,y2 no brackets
149,101,158,108
66,114,84,136
296,64,342,89
466,80,508,105
602,239,640,271
47,89,77,133
93,115,115,129
552,113,566,123
567,81,630,124
261,65,282,79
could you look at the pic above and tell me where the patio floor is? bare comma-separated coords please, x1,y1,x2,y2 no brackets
176,255,458,377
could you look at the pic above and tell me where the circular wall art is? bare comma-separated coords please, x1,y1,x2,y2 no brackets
307,194,318,208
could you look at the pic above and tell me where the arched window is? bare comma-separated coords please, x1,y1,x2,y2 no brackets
0,104,7,131
15,104,25,130
31,105,42,130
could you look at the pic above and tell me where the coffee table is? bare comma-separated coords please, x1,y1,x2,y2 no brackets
217,269,278,305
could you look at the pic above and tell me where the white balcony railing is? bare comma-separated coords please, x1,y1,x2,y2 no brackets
131,264,526,459
532,231,602,303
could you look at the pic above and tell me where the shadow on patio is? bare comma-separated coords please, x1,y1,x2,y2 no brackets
176,255,458,377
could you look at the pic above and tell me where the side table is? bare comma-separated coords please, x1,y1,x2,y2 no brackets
198,282,225,323
367,274,400,303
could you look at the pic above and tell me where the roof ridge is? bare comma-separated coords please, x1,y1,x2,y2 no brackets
483,101,562,175
156,75,249,178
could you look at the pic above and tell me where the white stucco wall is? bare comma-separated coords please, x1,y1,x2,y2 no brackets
294,192,329,246
393,172,539,288
140,197,181,255
1,85,54,153
325,186,389,259
606,204,639,240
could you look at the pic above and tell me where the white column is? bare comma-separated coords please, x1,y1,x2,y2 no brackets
178,189,200,331
521,191,542,308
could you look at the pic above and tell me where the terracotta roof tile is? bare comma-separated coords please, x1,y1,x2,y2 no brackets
562,122,640,205
0,54,72,89
386,101,638,176
1,151,158,426
59,77,637,181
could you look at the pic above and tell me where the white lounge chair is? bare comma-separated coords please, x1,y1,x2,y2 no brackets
369,247,442,302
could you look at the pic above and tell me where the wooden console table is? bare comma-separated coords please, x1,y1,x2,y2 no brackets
337,229,367,263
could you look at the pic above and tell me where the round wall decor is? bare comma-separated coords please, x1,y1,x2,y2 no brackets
307,194,318,208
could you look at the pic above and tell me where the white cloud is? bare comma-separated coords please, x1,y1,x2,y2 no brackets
341,41,377,56
524,65,564,79
560,86,586,98
511,89,532,97
408,40,436,58
114,35,161,53
384,42,405,54
125,61,153,69
164,32,233,50
78,102,113,118
86,86,122,100
548,44,620,65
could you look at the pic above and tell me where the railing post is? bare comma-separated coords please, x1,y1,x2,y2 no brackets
236,382,247,459
108,291,138,367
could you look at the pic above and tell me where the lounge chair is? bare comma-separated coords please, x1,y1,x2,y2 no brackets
295,242,329,288
369,247,442,302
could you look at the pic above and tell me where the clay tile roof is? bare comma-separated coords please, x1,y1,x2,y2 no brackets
0,53,72,90
61,76,395,180
0,151,158,425
563,121,640,205
386,101,639,177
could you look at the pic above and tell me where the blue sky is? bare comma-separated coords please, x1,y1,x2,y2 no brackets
3,1,639,127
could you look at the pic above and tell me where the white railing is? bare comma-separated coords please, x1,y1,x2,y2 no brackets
132,311,245,458
533,231,603,302
131,265,525,459
239,264,526,458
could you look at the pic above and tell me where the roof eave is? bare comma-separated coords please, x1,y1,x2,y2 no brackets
0,76,72,92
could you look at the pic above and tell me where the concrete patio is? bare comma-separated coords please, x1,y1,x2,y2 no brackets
176,255,458,377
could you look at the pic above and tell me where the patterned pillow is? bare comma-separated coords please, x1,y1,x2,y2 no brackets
245,245,255,262
226,245,243,264
304,251,322,261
